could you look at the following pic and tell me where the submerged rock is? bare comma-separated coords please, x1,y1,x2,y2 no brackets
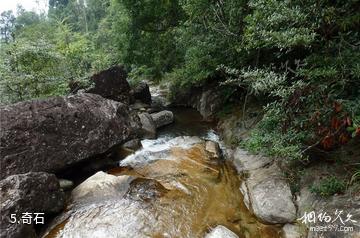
0,93,138,179
87,65,131,103
151,110,174,128
0,172,65,238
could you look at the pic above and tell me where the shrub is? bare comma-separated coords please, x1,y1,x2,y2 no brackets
310,176,346,197
0,39,68,104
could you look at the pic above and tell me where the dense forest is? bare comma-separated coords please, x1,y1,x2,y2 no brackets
0,0,359,170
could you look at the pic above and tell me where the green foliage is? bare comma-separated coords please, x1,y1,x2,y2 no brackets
241,112,305,161
349,168,360,186
310,176,346,197
243,0,316,50
118,0,184,79
220,66,289,96
0,0,358,170
0,39,68,103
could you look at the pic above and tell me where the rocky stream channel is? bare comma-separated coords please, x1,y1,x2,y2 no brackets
1,66,358,238
41,108,281,238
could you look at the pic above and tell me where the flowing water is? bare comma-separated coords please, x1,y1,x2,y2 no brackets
43,108,282,238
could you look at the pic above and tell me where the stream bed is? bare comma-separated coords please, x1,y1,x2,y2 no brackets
42,108,281,238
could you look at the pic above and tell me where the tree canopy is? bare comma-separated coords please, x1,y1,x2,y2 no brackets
0,0,359,160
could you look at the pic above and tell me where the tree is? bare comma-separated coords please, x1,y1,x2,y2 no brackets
0,39,68,103
0,10,16,43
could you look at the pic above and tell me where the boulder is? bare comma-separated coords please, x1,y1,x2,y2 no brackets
197,89,223,120
40,172,167,238
233,148,273,172
151,110,174,128
149,84,170,109
0,172,65,238
70,171,134,204
171,84,223,120
87,65,131,103
233,149,296,224
131,81,151,104
245,163,297,224
205,225,239,238
0,93,138,179
138,112,157,139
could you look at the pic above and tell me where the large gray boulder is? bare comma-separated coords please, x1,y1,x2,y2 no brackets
151,110,174,128
233,148,297,224
0,93,139,179
138,112,157,139
246,163,297,224
0,172,65,238
40,172,167,238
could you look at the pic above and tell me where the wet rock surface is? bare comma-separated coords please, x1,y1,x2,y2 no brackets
42,137,280,238
138,112,157,139
0,172,65,238
150,110,174,128
0,93,138,179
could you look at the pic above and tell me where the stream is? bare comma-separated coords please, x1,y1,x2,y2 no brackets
42,97,282,237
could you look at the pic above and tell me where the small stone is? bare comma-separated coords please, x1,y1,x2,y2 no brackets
205,225,239,238
59,179,74,191
205,140,221,159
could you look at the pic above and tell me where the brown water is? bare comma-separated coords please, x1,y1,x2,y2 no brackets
43,109,282,238
108,140,281,238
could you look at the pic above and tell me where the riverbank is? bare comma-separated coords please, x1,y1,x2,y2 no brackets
168,81,360,238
